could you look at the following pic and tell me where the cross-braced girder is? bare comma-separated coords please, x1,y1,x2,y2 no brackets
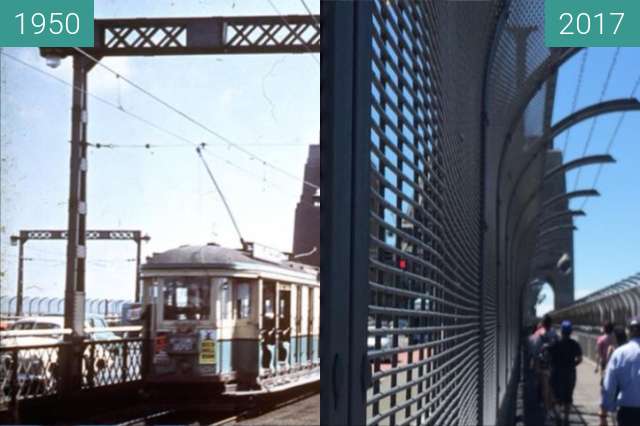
41,15,320,58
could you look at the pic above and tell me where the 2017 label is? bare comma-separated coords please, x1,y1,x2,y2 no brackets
545,0,640,47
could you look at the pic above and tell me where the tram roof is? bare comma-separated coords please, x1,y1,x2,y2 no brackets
141,244,318,278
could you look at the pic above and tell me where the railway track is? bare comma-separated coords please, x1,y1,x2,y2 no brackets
106,381,319,425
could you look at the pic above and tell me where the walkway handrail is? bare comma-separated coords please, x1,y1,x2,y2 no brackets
0,325,142,338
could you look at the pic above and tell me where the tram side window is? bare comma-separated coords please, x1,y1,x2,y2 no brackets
220,280,231,320
235,283,251,319
163,277,210,320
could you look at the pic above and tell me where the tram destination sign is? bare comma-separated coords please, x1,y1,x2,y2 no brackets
246,241,288,264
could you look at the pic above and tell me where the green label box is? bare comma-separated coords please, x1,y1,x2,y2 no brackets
545,0,640,47
0,0,93,47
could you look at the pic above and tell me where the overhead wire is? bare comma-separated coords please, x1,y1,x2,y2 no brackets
580,73,640,210
197,144,300,200
560,49,588,158
0,50,197,148
72,47,319,191
265,0,320,66
90,141,311,149
572,47,621,190
299,0,320,29
1,50,313,195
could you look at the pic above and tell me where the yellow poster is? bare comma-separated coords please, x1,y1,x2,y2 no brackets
199,330,216,365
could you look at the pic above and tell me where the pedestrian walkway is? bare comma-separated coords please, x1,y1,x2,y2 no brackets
518,359,603,425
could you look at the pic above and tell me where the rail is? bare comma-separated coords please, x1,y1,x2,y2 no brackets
0,326,142,339
550,273,640,326
0,335,145,410
572,330,599,364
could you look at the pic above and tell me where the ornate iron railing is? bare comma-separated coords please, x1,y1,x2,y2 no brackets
0,337,144,410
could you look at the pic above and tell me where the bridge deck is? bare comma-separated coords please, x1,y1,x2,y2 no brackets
233,393,319,425
519,358,604,426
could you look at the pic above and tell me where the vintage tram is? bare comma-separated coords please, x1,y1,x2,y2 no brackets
139,242,319,393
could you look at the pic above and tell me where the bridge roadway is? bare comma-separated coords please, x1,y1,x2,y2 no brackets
232,393,319,425
518,357,603,426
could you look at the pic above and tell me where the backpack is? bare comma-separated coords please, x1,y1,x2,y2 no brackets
537,329,556,369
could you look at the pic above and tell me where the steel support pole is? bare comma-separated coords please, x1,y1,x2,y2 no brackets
15,239,24,317
135,238,142,302
61,54,91,392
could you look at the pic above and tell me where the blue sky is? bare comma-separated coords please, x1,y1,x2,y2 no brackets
0,0,319,302
537,47,640,316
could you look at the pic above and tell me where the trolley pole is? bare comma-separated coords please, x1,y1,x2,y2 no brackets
60,54,94,392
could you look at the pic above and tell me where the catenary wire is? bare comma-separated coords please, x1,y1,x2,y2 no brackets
572,47,620,190
560,49,588,158
299,0,320,29
580,73,640,210
265,0,320,66
1,50,313,195
72,47,319,190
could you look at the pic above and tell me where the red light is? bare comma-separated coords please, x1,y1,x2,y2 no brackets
399,259,407,270
155,334,167,354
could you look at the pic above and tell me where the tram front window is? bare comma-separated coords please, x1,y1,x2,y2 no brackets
236,283,251,319
163,277,210,320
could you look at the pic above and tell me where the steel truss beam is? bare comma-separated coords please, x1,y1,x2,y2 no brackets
9,229,150,317
41,15,320,58
13,229,149,242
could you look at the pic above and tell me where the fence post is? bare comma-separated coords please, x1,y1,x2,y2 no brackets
10,349,19,423
87,342,95,388
122,341,129,382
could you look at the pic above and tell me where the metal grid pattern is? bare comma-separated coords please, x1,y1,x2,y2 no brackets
551,273,640,326
41,15,320,58
0,338,143,407
322,1,574,424
15,229,143,240
0,344,62,408
0,296,131,317
482,0,571,421
366,2,491,424
82,339,143,388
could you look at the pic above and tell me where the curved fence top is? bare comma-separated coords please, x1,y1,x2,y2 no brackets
0,296,132,317
570,273,640,305
549,272,640,326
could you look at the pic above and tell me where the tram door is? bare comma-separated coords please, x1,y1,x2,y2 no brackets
278,289,291,368
295,287,302,364
261,282,276,371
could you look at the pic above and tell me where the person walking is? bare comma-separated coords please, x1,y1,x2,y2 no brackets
600,326,629,425
600,325,629,426
596,321,615,377
601,316,640,426
537,314,559,414
606,326,628,362
549,320,583,426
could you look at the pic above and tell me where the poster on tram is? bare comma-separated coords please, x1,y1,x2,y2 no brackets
199,329,217,365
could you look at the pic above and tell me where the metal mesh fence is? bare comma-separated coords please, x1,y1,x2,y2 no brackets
366,1,495,425
0,338,143,409
551,273,640,326
321,1,579,424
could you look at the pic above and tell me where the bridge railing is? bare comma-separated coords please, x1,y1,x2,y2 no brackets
550,273,640,327
0,328,144,410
